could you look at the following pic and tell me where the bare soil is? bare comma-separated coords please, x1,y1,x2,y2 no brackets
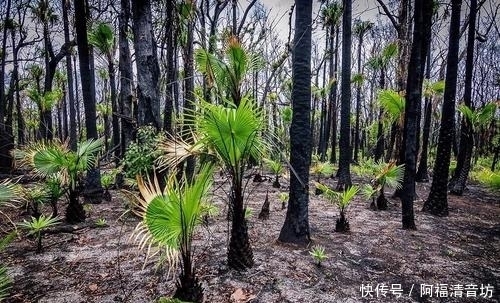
1,174,499,303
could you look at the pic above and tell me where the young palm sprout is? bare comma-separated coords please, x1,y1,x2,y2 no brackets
263,158,284,188
316,183,359,232
18,215,60,253
363,162,404,210
131,165,214,303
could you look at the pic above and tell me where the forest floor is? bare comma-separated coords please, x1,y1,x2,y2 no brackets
0,172,499,303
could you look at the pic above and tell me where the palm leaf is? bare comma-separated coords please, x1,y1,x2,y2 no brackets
382,163,405,189
378,89,405,123
132,165,214,277
0,264,11,302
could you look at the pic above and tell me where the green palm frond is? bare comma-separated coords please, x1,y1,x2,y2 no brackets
430,80,445,95
381,42,398,65
378,89,405,124
475,103,497,127
458,102,497,129
263,158,284,175
24,185,50,205
361,184,378,199
0,264,11,301
132,165,214,277
315,183,359,212
76,138,103,168
375,162,404,189
0,180,21,207
197,97,264,171
322,1,342,27
88,22,114,55
18,215,61,235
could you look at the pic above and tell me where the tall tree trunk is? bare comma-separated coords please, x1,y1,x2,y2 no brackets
329,25,339,164
449,0,477,196
416,43,432,182
74,0,103,202
423,0,462,217
336,0,353,190
73,54,82,142
119,0,134,158
108,59,120,165
163,0,176,134
401,0,433,229
181,6,196,182
374,68,386,162
353,29,365,163
278,0,312,246
132,0,161,129
0,0,13,173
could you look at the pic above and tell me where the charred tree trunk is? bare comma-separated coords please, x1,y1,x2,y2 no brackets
119,0,134,158
278,0,312,246
449,0,477,196
423,0,462,217
401,0,433,229
132,0,161,129
336,0,353,190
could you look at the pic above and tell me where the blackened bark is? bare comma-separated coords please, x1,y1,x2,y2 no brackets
401,0,433,229
0,0,13,173
182,13,196,182
374,68,386,162
423,0,462,217
132,0,161,129
450,0,477,196
228,182,254,270
74,0,103,199
336,0,352,190
119,0,134,157
278,0,312,246
329,26,339,164
416,44,432,182
163,0,176,134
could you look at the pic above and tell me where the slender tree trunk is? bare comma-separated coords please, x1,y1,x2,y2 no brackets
353,28,365,164
374,68,386,162
423,0,462,217
278,0,312,246
119,0,134,158
401,0,433,229
132,0,161,129
329,26,339,164
0,0,13,173
163,0,176,134
64,36,77,151
450,0,477,195
108,60,120,165
74,0,103,202
416,43,432,182
182,9,196,182
336,0,353,190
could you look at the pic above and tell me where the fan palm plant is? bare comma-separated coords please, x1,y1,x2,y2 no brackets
23,185,50,219
263,158,284,188
15,139,103,223
158,39,265,271
315,183,359,232
18,215,60,253
158,97,264,270
362,162,404,210
132,164,214,303
46,174,66,217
